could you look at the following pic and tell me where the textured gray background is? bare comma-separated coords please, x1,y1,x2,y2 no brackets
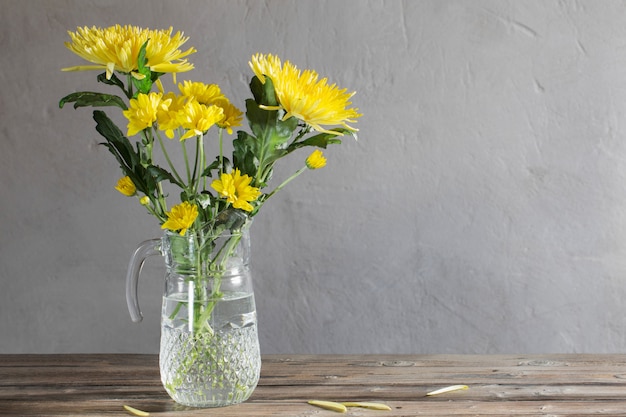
3,0,626,354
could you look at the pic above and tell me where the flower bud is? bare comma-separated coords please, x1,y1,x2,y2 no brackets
115,176,136,196
306,150,327,170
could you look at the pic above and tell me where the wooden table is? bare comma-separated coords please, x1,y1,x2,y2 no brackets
2,354,626,416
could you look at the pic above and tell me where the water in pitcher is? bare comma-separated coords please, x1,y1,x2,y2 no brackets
159,291,261,407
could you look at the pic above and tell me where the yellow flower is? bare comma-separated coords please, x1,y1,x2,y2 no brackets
161,201,198,235
115,176,136,196
139,196,150,206
178,81,225,105
249,53,283,85
215,99,244,134
306,150,327,169
156,92,186,138
178,100,224,141
62,25,196,80
249,53,362,135
123,92,169,136
211,169,261,212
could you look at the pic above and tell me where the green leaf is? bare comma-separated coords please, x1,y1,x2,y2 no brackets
232,131,260,178
93,110,136,166
246,100,298,146
201,156,232,178
59,92,127,110
246,76,297,156
97,72,126,92
250,75,279,107
93,110,140,174
196,192,213,209
147,165,182,188
93,111,179,200
287,129,350,152
131,40,153,97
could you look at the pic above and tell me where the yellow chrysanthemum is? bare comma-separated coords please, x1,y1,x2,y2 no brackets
156,92,187,138
178,81,226,106
211,169,261,212
306,150,327,170
161,201,198,236
215,99,244,134
62,25,196,80
249,53,362,135
178,100,224,141
115,176,136,196
123,92,169,136
249,53,283,85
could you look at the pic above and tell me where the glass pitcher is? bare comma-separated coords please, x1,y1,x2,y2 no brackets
125,218,261,407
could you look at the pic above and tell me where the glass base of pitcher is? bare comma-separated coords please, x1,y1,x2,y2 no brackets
160,324,261,408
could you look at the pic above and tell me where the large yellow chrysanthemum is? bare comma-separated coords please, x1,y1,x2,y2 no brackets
62,25,196,80
249,53,362,135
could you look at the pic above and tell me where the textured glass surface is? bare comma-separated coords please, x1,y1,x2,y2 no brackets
160,325,260,407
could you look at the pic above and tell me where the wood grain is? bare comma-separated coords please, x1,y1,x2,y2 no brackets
2,354,626,416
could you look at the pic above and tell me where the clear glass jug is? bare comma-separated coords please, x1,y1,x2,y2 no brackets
125,217,261,408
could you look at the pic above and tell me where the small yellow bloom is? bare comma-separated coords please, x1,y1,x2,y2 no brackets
161,201,198,236
123,92,168,136
63,25,195,80
215,100,244,134
306,150,327,170
139,196,150,206
211,169,261,212
178,101,224,141
115,176,136,196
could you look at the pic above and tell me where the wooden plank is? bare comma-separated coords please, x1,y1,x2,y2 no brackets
4,383,626,402
3,399,626,416
3,354,626,416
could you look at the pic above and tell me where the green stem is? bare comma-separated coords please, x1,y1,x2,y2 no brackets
262,166,307,203
289,124,311,146
194,232,242,333
182,138,192,187
218,129,224,175
156,182,168,218
126,74,133,99
195,134,205,193
155,130,185,185
143,198,166,222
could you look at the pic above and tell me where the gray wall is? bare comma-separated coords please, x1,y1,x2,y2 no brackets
3,0,626,354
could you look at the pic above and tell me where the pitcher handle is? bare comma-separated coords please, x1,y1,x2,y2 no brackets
125,238,161,322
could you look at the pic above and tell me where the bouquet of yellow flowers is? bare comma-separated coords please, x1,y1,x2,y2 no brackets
60,25,360,233
59,25,361,407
